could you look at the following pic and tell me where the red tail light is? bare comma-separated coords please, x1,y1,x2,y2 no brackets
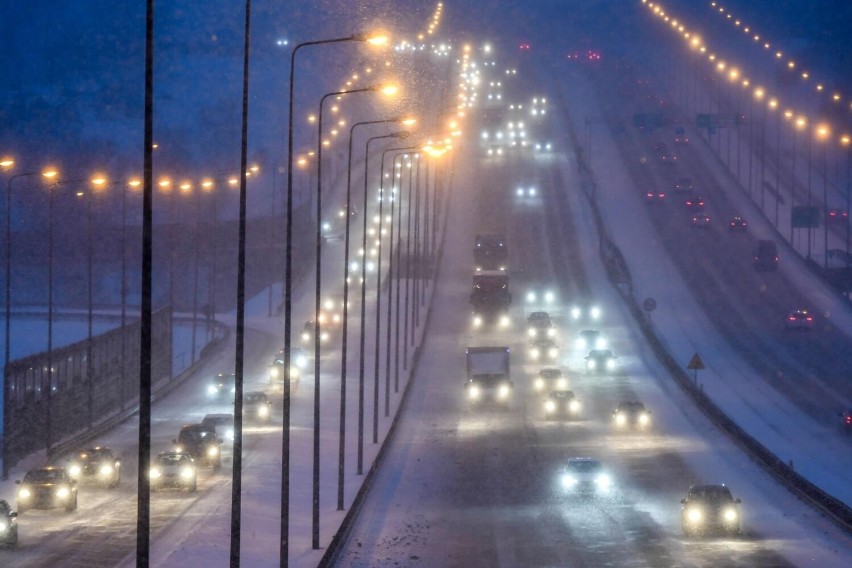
806,317,813,321
788,316,796,321
845,416,852,424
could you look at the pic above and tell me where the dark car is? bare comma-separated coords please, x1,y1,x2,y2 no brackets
827,208,849,223
691,212,711,228
529,337,559,362
841,409,852,434
560,457,613,495
585,349,617,373
201,413,235,444
300,319,329,344
681,484,741,537
785,308,814,331
753,239,778,271
174,424,223,470
244,391,272,423
674,176,693,193
67,446,121,488
534,367,568,392
659,152,678,165
575,329,606,351
644,190,666,203
207,372,235,400
527,311,555,339
150,451,197,493
729,216,748,232
544,390,582,419
15,466,78,513
684,196,705,209
612,401,652,429
0,500,18,547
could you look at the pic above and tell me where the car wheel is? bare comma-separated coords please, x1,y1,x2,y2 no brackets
188,481,197,493
213,459,222,472
109,474,120,489
66,495,77,513
15,504,25,515
8,526,18,546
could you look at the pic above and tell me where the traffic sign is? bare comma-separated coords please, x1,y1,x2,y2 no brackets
791,206,820,229
643,298,657,312
686,353,705,370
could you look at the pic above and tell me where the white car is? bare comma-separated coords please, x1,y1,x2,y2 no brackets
534,367,568,392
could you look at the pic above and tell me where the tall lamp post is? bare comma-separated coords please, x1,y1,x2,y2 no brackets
337,119,413,511
817,124,831,267
281,32,387,563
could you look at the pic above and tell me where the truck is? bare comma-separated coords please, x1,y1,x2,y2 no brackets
474,233,508,271
465,346,512,406
470,270,512,328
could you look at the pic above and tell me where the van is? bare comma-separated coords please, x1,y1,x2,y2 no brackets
753,240,778,271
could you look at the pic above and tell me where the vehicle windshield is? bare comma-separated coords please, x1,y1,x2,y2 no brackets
23,470,64,484
567,460,601,474
688,486,734,503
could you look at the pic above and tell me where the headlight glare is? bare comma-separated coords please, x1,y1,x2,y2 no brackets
99,464,113,476
69,464,81,477
498,385,510,399
149,468,161,480
687,507,702,523
724,508,737,522
17,488,31,500
545,400,556,413
207,446,219,457
468,385,480,400
56,486,70,499
180,467,194,480
569,400,581,412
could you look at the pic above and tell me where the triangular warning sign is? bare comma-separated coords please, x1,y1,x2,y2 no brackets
686,353,705,370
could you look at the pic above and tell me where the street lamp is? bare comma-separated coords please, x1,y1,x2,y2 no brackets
282,32,388,559
337,118,413,511
817,124,831,266
84,174,108,428
42,168,60,455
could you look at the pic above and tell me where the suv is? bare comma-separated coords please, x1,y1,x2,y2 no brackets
201,413,235,443
67,446,122,488
244,391,272,423
527,311,555,338
612,401,652,429
681,484,741,537
206,372,235,400
534,367,567,392
585,350,617,373
15,467,78,513
753,240,778,271
174,424,223,470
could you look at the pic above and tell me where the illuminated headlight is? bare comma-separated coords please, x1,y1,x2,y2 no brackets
595,474,611,489
561,474,577,488
289,366,300,379
556,378,568,389
548,348,558,359
488,149,494,156
56,486,70,499
69,464,82,478
687,507,703,523
296,355,307,368
499,315,510,328
545,400,556,413
258,405,270,418
473,316,483,328
526,292,536,303
595,337,607,349
301,332,310,341
638,413,650,426
529,187,536,196
547,328,555,338
497,148,503,155
528,328,537,338
498,385,511,399
270,367,280,379
0,521,7,533
575,338,587,350
587,359,596,370
226,428,235,441
569,400,581,413
320,332,329,341
207,385,219,395
571,307,581,319
516,188,524,196
590,306,601,320
606,359,616,370
615,413,626,426
530,348,540,359
468,385,480,400
207,446,219,457
17,488,31,500
534,378,545,391
99,464,114,477
180,467,195,480
723,508,738,522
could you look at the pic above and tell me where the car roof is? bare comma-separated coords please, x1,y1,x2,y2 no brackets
539,367,563,376
580,329,600,335
567,457,600,465
588,349,612,356
202,413,234,423
617,401,645,410
548,390,575,398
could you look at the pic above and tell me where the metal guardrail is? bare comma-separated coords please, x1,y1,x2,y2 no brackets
557,87,852,534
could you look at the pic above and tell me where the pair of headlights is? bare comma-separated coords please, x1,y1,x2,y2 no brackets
468,385,510,400
685,506,737,524
544,400,581,413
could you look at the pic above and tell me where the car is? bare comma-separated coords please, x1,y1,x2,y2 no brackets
269,347,307,388
753,239,779,271
529,337,559,362
653,142,668,153
173,424,223,470
319,295,344,328
612,401,652,429
684,196,705,209
486,144,504,157
644,190,666,202
66,446,121,488
527,311,556,339
543,390,582,419
560,457,613,495
515,186,537,197
691,212,711,227
0,500,18,547
729,216,748,232
525,288,557,306
244,391,272,423
659,152,678,165
207,372,235,400
575,329,606,351
149,451,197,493
300,320,329,344
841,409,852,434
569,303,602,322
585,349,617,373
680,484,741,537
785,308,814,331
674,130,689,145
201,413,235,443
674,177,693,193
15,466,78,513
827,208,849,223
534,367,568,392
